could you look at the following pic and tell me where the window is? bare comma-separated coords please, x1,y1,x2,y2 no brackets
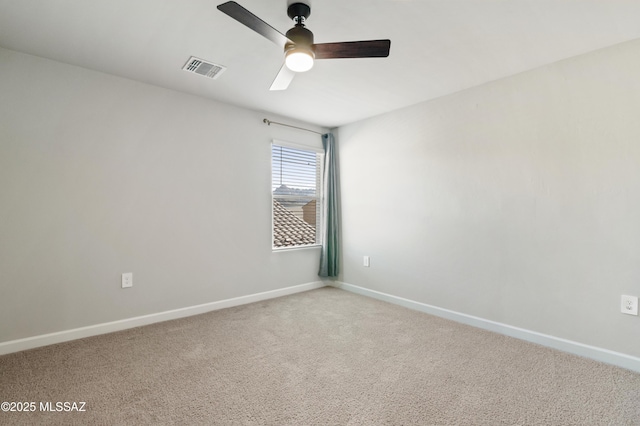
272,142,322,249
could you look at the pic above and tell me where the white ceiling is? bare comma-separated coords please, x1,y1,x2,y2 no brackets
1,0,640,128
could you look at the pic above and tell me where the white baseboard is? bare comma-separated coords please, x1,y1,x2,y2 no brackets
0,281,327,356
332,281,640,374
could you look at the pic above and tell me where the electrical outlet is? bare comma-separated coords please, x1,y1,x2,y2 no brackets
122,272,133,289
621,295,638,315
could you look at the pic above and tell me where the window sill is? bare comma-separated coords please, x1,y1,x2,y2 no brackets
272,244,321,252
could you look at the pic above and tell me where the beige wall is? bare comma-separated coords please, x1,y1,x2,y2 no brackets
338,39,640,358
0,47,324,343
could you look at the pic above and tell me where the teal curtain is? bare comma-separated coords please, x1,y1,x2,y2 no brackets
318,133,340,277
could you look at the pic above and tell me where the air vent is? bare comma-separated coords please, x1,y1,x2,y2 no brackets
182,56,226,79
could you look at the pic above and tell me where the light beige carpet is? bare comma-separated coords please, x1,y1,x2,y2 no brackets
1,287,639,425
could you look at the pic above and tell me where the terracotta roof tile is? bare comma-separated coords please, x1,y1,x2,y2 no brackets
273,199,317,248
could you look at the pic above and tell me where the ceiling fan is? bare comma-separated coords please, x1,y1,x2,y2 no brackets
217,1,391,90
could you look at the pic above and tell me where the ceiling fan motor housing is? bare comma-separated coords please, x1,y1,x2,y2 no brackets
285,3,314,57
285,26,314,48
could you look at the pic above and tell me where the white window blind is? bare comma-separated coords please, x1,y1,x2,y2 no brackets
272,143,322,249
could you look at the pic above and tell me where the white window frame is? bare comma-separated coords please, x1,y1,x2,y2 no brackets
271,139,323,251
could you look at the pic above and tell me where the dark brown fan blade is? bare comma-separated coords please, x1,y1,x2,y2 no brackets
217,1,290,48
314,40,391,59
270,64,296,91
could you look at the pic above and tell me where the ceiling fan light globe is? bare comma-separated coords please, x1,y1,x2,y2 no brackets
285,49,314,72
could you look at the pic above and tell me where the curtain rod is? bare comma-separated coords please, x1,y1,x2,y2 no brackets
263,118,324,135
